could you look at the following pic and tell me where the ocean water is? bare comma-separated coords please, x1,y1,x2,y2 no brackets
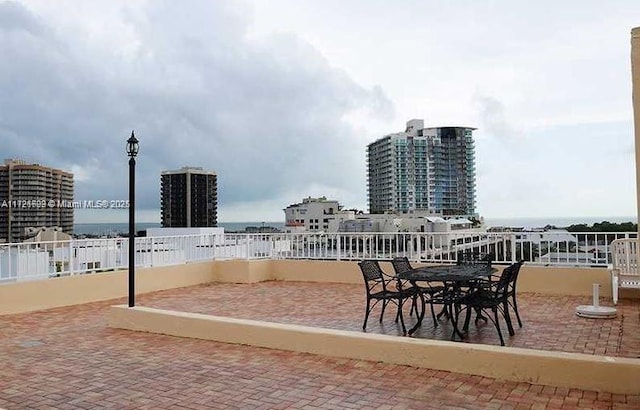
74,222,161,236
74,217,636,236
73,222,285,235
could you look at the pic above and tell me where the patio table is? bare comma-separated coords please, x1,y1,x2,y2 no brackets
397,264,497,338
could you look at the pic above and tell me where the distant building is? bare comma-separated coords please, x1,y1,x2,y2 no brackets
367,119,477,217
161,167,217,228
282,196,477,234
283,196,356,233
338,213,474,233
23,226,72,243
0,159,74,243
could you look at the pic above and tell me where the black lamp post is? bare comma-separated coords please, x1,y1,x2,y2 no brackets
126,131,139,307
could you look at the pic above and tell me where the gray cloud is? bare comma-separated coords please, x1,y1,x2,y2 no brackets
0,0,392,218
473,95,522,142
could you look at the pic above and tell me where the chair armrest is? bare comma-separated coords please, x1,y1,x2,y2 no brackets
381,271,411,291
477,273,501,282
473,276,496,290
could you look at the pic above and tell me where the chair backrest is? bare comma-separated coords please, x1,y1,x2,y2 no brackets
358,260,388,294
507,260,524,295
610,238,639,276
457,250,494,267
494,261,523,299
456,250,473,265
391,256,413,274
492,262,515,298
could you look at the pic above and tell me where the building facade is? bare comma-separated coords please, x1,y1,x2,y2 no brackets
0,159,74,243
161,167,217,228
283,196,355,233
367,119,476,216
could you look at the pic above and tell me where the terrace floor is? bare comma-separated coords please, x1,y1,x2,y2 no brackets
143,281,640,359
1,281,639,409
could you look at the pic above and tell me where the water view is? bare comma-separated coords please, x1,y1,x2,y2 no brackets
73,216,637,236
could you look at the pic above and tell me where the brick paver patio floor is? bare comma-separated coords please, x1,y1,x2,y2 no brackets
141,281,640,358
1,281,639,409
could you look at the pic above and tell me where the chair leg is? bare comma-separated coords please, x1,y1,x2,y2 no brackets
412,293,420,317
502,301,515,336
474,307,487,324
612,276,619,305
436,305,448,319
436,289,450,320
429,301,438,327
451,306,460,341
397,299,407,336
408,293,427,336
380,300,387,323
363,299,371,331
493,307,505,346
463,304,473,332
418,293,427,323
451,305,467,341
511,296,523,328
409,294,416,316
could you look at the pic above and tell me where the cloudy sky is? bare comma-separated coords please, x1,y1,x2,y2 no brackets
1,0,639,223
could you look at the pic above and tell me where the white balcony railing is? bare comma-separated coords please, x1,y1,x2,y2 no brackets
0,231,636,283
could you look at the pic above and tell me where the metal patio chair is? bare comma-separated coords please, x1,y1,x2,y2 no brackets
358,260,417,336
391,256,446,324
453,261,522,346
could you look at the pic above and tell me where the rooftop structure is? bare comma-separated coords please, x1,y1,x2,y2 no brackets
22,226,71,243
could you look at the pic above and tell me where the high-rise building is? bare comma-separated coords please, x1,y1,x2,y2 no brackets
367,119,476,216
161,167,217,228
0,159,74,243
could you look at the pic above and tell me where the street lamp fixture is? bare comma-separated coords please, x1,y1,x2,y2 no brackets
127,132,139,157
127,131,139,307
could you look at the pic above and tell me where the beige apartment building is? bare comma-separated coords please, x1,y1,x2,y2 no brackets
0,159,74,243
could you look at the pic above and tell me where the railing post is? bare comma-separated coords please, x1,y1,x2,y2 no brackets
69,239,74,276
6,245,11,280
510,233,517,263
16,244,21,280
150,237,155,267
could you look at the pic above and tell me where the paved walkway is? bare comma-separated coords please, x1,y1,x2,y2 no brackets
0,282,638,409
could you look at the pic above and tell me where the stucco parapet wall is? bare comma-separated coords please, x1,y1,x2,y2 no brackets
0,261,216,315
231,260,623,298
2,260,636,316
108,305,640,395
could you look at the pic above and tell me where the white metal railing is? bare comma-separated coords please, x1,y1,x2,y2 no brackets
0,231,636,283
